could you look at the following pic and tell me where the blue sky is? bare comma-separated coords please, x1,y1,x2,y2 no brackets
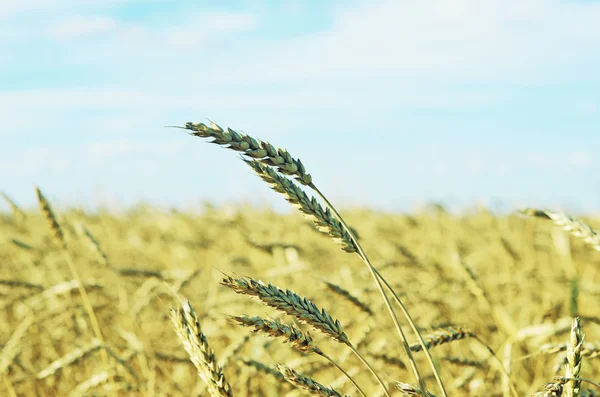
1,0,599,213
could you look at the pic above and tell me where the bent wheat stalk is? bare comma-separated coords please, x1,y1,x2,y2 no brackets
181,120,443,396
35,187,112,382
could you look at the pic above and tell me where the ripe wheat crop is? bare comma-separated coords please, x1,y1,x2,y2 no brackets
0,120,599,396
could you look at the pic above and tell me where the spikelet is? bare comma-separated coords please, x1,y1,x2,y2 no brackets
35,186,66,249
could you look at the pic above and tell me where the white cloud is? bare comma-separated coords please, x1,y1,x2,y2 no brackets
49,16,118,39
204,0,600,84
530,151,594,169
0,140,188,179
0,87,503,117
164,13,257,48
87,139,185,157
0,0,136,19
0,147,71,177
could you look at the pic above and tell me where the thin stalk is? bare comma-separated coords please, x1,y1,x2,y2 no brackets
348,344,392,397
471,335,519,397
61,251,112,384
322,353,368,397
311,183,445,397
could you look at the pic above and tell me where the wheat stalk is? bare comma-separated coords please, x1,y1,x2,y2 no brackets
34,186,111,381
170,300,234,397
238,358,285,381
37,339,102,380
0,316,33,373
183,119,450,396
232,315,367,397
222,275,389,397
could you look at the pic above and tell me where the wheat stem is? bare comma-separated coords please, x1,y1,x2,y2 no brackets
312,184,441,397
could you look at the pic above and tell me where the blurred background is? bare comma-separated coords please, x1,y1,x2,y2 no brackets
1,0,599,213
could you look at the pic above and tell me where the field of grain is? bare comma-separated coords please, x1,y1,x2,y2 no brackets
1,123,599,397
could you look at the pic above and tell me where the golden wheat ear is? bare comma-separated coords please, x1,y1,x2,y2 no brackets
520,208,600,252
277,364,346,397
170,300,234,397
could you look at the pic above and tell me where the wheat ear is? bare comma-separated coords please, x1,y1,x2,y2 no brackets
244,160,356,252
184,120,445,397
411,326,519,397
520,208,600,252
170,300,234,397
222,276,349,344
277,364,347,397
184,121,312,185
244,159,432,395
409,326,475,352
232,315,367,397
76,223,109,267
222,275,390,397
565,317,584,397
322,280,373,315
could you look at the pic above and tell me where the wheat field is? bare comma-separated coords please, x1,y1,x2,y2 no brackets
1,122,599,397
